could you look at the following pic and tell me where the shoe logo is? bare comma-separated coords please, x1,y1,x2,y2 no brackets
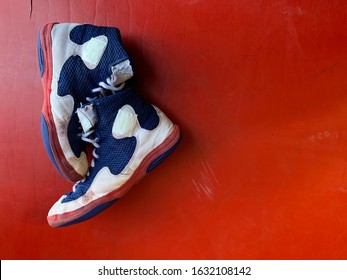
112,105,138,138
79,36,108,69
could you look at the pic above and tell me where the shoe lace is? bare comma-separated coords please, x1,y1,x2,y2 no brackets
81,129,100,167
77,77,125,181
78,129,99,183
86,78,125,102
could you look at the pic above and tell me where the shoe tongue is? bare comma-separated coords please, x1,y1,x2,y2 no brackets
76,104,96,133
111,59,133,85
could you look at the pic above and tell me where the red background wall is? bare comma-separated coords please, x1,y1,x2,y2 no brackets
1,0,347,259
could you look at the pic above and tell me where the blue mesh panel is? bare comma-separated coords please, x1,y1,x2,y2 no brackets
127,91,160,130
58,56,102,99
67,113,85,157
95,88,160,130
57,57,95,158
62,88,160,203
69,24,129,66
95,88,160,144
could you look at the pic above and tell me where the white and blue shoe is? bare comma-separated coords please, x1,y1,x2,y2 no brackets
38,22,133,181
47,88,181,227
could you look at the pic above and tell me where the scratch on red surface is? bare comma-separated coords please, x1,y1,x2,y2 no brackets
192,157,220,201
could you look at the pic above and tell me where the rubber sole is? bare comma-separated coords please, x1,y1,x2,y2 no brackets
38,23,84,182
47,125,182,227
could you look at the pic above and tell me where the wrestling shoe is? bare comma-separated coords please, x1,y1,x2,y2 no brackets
37,22,133,181
47,88,181,227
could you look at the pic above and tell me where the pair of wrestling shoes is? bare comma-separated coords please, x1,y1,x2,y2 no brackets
37,22,181,227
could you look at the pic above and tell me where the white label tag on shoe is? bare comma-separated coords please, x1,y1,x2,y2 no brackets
77,104,96,133
112,105,138,138
81,36,108,69
111,60,134,85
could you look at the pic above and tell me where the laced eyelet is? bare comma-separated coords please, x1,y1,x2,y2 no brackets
74,77,125,188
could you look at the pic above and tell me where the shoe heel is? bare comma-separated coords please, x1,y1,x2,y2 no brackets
146,126,182,173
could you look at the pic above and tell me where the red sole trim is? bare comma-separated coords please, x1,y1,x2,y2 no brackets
40,23,83,182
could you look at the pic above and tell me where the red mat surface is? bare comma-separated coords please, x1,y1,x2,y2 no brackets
1,0,347,259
